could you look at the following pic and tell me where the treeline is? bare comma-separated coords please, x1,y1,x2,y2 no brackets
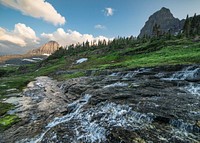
46,36,141,60
183,14,200,38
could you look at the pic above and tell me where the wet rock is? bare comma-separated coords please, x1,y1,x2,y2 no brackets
197,121,200,128
154,116,171,124
185,68,200,82
67,84,90,95
106,127,144,143
1,65,200,143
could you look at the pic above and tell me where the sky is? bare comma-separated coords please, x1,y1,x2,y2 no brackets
0,0,200,55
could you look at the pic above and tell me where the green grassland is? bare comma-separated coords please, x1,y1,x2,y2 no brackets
59,38,200,70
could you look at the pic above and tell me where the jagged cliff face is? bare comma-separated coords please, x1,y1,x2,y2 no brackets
139,7,185,37
29,41,60,55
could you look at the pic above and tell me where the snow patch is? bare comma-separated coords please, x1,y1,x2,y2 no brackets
43,53,51,56
22,59,37,63
76,58,88,64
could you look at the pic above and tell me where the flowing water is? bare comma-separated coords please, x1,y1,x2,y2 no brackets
109,68,151,79
162,66,200,96
103,82,128,88
170,119,200,143
19,94,154,143
163,66,200,81
18,94,91,143
185,83,200,96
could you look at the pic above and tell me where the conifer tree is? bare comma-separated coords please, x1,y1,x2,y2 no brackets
183,15,190,37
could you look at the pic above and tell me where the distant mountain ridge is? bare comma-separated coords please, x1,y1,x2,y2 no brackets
28,41,60,55
139,7,185,37
0,41,60,64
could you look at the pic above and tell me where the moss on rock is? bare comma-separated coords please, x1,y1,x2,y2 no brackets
0,115,20,131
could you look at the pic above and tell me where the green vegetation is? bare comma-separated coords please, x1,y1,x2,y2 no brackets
56,71,86,81
42,38,200,70
183,14,200,38
0,103,14,116
0,115,20,131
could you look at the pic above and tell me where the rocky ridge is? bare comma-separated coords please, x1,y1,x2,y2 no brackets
28,41,60,55
139,7,185,37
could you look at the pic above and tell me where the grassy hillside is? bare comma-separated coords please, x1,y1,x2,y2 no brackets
40,37,200,72
0,37,200,131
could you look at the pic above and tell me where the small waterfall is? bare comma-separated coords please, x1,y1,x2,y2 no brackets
162,66,200,96
185,83,200,96
109,72,123,77
46,94,92,128
170,119,200,133
20,96,154,143
71,102,154,143
21,94,92,143
123,72,136,78
170,119,200,142
163,66,200,81
103,82,128,88
109,68,151,78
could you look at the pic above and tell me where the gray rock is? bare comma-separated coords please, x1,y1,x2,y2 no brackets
139,7,185,37
185,68,200,82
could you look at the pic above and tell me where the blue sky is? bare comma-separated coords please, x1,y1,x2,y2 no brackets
0,0,200,55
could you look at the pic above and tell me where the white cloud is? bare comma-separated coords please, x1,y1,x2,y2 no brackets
94,24,106,29
0,0,66,26
0,23,39,47
41,28,110,46
104,7,114,16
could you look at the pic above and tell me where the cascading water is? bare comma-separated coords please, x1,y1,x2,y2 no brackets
109,68,151,79
103,82,128,88
162,66,200,96
19,94,92,143
170,119,200,133
74,102,153,143
163,66,200,81
170,119,200,142
185,83,200,96
19,95,154,143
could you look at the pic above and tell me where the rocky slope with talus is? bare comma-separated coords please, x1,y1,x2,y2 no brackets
139,7,185,37
28,41,60,55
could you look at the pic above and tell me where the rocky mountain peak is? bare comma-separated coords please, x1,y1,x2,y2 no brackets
152,7,173,18
28,41,60,55
160,7,170,11
139,7,185,37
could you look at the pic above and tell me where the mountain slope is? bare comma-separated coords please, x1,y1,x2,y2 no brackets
139,7,185,37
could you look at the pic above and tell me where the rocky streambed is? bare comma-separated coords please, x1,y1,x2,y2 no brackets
0,65,200,143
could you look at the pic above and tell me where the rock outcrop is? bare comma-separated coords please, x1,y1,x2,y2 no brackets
28,41,60,55
139,7,185,37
